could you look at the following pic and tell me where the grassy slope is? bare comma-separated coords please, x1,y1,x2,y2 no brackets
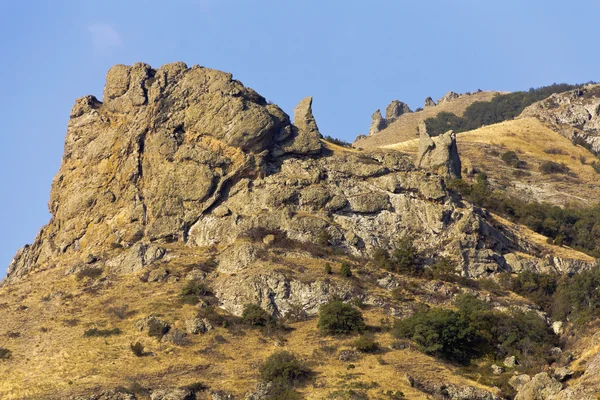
387,118,600,207
0,243,505,400
354,92,500,149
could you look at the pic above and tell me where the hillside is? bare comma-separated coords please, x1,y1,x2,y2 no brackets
2,63,600,400
387,118,600,207
354,91,500,149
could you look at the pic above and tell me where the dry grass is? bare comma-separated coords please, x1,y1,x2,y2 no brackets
387,118,600,206
0,244,505,399
355,91,501,149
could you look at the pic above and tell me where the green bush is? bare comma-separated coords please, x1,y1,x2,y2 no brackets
179,281,212,305
259,351,311,386
340,263,353,278
324,263,332,275
552,266,600,325
0,348,11,360
84,328,121,337
242,304,273,327
393,295,557,366
354,333,379,353
318,301,365,335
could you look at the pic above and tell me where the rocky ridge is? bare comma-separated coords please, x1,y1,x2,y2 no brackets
519,83,600,152
2,63,598,400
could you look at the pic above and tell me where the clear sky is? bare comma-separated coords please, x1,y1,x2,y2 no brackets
1,0,599,279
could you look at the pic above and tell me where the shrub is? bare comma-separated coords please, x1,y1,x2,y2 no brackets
84,328,121,337
501,151,524,168
393,307,481,364
391,237,419,275
108,304,132,320
552,266,600,325
544,147,568,155
259,351,311,386
130,342,145,357
0,348,11,360
316,230,332,246
324,263,332,275
590,161,600,173
318,301,365,335
323,135,352,148
393,295,557,366
540,161,570,174
179,281,212,305
242,304,273,327
76,267,104,281
340,263,353,278
354,333,379,353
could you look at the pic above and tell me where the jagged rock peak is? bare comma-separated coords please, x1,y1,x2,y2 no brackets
424,96,436,108
416,121,462,179
6,62,323,281
385,100,412,122
293,96,321,139
369,109,387,135
437,91,461,104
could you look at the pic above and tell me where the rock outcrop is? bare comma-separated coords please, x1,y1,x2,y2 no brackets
385,100,412,122
4,63,589,290
520,84,600,152
424,96,436,108
368,109,387,135
437,91,461,104
416,121,462,179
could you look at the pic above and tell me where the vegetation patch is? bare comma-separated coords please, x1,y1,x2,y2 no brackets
318,301,366,335
179,281,212,305
393,294,557,366
83,327,122,337
448,173,600,256
259,350,311,398
425,83,590,136
0,348,11,360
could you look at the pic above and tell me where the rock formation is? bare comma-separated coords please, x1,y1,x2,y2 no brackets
293,96,321,139
437,91,461,104
368,109,387,135
520,84,600,152
416,121,462,179
424,96,436,108
385,100,412,122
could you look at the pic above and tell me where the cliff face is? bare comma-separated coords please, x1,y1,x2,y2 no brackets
6,64,592,286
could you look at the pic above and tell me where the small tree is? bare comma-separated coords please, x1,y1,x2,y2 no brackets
340,263,353,278
318,301,365,335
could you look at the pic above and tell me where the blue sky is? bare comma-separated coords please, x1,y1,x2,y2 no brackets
1,0,599,278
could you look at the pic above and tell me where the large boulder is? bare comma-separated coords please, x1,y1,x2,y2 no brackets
515,373,562,400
